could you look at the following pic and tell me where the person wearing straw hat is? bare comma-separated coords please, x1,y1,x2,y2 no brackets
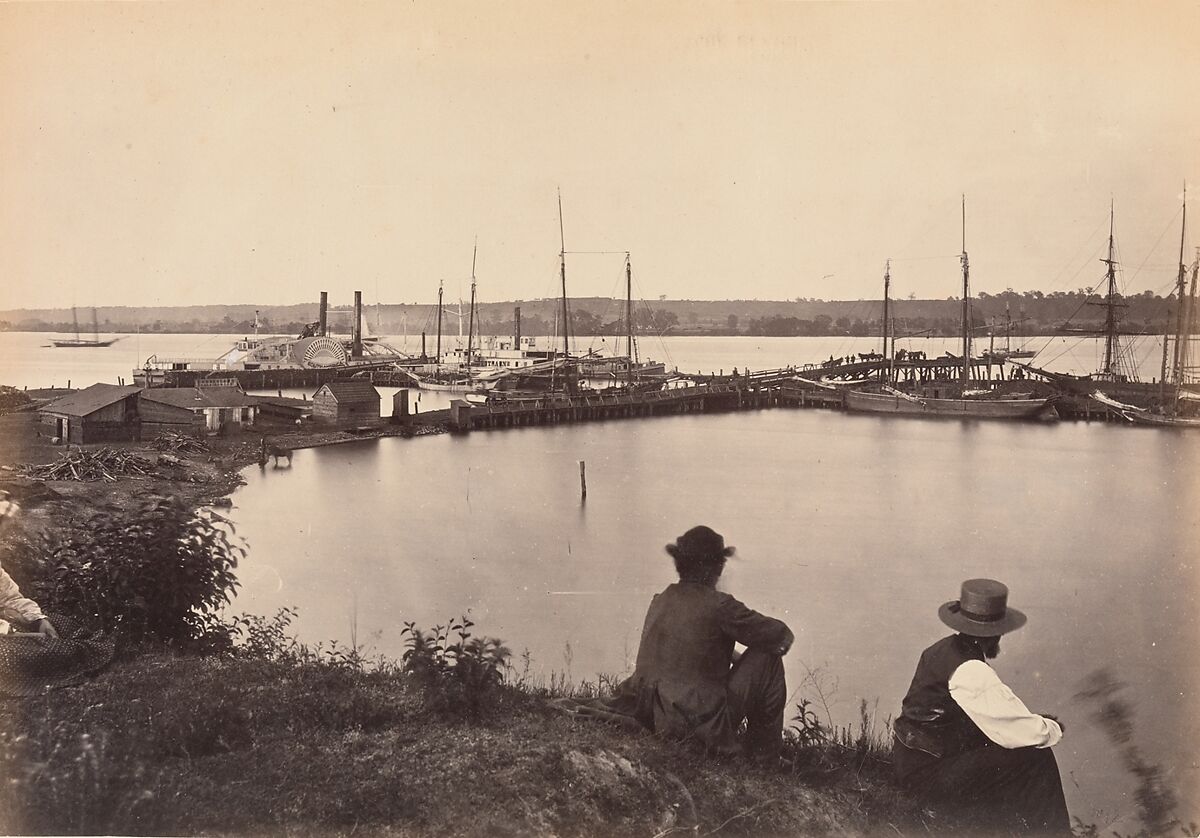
566,525,794,761
893,578,1070,835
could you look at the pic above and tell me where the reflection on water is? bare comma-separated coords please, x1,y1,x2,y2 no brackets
229,409,1200,830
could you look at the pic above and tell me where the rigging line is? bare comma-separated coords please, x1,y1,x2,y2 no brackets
628,274,677,369
1042,211,1111,293
562,250,630,256
1124,205,1183,289
888,254,961,262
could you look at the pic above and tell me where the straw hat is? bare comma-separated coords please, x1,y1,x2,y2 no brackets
938,578,1027,637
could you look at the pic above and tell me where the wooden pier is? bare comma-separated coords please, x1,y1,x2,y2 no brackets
440,373,842,432
378,356,1167,434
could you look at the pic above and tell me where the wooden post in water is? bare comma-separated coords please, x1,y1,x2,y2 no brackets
579,460,587,501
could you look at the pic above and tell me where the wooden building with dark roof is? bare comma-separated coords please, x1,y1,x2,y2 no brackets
139,383,260,436
312,380,381,426
38,383,144,444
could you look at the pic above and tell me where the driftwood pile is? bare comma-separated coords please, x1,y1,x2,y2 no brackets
18,448,155,483
152,432,209,455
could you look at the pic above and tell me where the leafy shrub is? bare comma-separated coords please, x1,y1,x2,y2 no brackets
401,617,510,720
45,493,244,645
785,697,825,748
228,607,309,664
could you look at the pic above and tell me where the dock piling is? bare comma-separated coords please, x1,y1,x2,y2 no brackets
579,460,587,501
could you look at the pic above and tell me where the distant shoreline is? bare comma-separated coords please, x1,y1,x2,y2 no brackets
0,289,1179,339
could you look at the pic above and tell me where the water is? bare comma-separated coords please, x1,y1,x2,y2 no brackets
4,331,1197,829
0,330,1177,392
226,404,1199,832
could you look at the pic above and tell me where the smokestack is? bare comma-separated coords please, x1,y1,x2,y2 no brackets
353,291,363,357
514,306,522,346
319,291,328,336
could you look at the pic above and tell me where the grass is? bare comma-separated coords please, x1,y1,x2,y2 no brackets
0,638,941,837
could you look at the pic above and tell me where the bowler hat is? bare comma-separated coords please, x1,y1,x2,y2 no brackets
938,578,1027,637
665,525,735,563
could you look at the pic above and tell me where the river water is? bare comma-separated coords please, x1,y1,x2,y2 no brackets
3,331,1197,830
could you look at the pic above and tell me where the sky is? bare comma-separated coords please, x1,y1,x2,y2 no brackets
1,1,1197,310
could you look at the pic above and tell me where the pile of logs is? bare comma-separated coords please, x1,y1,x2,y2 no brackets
18,448,155,482
152,432,209,455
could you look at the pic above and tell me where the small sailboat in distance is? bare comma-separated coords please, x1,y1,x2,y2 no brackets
52,307,122,347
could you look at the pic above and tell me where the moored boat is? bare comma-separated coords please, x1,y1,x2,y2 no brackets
845,387,1056,419
845,199,1058,422
133,293,406,386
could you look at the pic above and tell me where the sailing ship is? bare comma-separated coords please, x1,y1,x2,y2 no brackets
575,254,668,381
1114,188,1200,427
844,199,1057,420
980,303,1035,361
52,307,122,348
403,247,507,393
500,227,669,393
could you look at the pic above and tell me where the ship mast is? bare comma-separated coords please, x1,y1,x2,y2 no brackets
1169,185,1189,408
1187,249,1199,396
882,260,891,358
466,239,477,376
882,259,892,380
436,281,443,363
625,252,636,385
558,190,571,359
1100,202,1121,377
960,196,971,389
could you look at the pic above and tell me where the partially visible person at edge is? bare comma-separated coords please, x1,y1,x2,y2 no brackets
593,525,794,761
0,491,114,698
0,493,57,639
893,578,1070,836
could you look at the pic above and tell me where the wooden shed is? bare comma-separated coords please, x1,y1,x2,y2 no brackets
139,384,259,436
38,383,144,444
312,380,381,426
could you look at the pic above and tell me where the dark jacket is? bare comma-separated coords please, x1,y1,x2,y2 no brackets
607,581,791,754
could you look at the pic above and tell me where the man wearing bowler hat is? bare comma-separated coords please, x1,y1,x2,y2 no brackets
587,525,794,761
893,579,1070,835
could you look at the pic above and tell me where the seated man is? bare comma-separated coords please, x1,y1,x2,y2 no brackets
0,492,114,697
580,525,794,760
893,578,1070,835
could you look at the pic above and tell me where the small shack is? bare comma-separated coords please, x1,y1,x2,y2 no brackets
38,383,144,444
253,395,313,425
139,382,259,436
312,380,381,426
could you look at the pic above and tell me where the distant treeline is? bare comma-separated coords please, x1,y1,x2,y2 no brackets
0,289,1189,338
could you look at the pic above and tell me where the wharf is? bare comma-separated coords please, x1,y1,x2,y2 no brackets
436,372,840,432
405,359,1149,434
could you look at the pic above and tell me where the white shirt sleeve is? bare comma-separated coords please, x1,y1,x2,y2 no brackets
0,564,47,624
948,659,1062,749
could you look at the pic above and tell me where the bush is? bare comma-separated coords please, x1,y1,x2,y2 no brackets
401,617,510,720
44,493,244,645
